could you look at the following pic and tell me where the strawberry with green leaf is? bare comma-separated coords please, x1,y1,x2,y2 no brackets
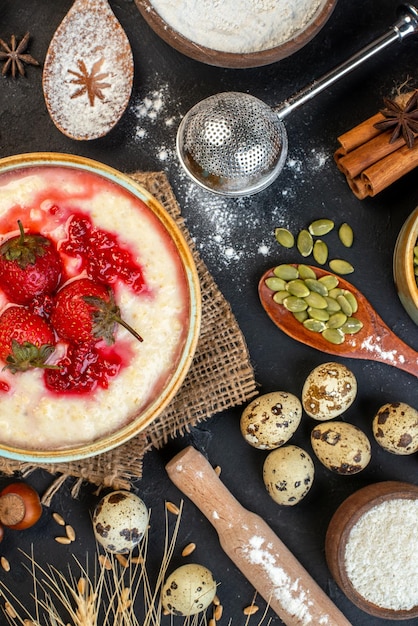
51,278,143,346
0,220,62,305
0,306,57,374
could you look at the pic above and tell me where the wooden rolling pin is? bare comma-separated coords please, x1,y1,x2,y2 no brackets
166,446,352,626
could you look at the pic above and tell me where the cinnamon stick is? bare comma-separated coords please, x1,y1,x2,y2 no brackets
335,112,385,156
335,131,405,179
358,142,418,197
335,91,418,199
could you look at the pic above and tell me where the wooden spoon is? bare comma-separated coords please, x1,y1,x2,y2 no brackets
43,0,133,140
259,266,418,377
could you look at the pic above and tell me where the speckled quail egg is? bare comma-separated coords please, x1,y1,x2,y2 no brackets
311,421,371,474
240,392,302,450
92,490,148,553
162,563,217,616
302,362,357,420
263,444,315,506
373,402,418,455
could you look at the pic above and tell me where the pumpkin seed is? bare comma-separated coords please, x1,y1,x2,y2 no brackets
338,222,354,247
303,318,327,332
319,275,339,290
308,307,330,322
273,290,290,304
327,311,347,329
305,278,328,296
287,279,310,298
293,310,309,322
309,218,334,236
297,229,313,257
297,264,317,280
343,290,358,313
274,264,299,281
341,317,364,334
275,227,294,248
283,296,308,313
329,259,354,275
304,291,328,309
322,328,345,344
313,239,328,265
265,276,287,291
328,287,343,299
324,296,341,312
336,294,353,317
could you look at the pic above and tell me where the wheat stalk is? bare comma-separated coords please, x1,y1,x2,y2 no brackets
0,501,271,625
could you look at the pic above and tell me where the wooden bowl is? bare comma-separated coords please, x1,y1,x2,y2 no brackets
134,0,337,68
393,206,418,325
325,481,418,620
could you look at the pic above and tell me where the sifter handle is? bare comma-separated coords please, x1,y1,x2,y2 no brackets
276,4,418,120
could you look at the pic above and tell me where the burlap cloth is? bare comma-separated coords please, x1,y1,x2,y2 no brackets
0,172,257,500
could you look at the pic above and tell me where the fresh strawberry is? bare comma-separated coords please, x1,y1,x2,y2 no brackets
0,220,62,305
0,306,57,373
51,278,143,346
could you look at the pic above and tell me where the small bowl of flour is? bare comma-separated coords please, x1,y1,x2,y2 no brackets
325,481,418,620
134,0,337,68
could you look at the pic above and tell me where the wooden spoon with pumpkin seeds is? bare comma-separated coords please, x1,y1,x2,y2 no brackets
259,265,418,377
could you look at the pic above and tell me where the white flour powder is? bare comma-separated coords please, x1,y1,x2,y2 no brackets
130,83,330,280
344,499,418,611
148,0,326,53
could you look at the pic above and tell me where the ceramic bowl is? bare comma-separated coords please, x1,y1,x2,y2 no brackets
393,207,418,325
134,0,337,68
0,152,201,463
325,481,418,620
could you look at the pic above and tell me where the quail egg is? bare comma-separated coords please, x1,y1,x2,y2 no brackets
240,392,302,449
302,362,357,420
162,563,217,616
373,402,418,455
263,444,315,506
92,490,148,553
311,421,371,474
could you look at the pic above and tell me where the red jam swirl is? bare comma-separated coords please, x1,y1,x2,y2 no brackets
60,214,146,294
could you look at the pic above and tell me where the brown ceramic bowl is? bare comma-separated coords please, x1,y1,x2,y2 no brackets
134,0,337,68
393,207,418,325
325,481,418,620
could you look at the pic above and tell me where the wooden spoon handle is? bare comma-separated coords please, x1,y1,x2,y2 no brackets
166,446,352,626
361,323,418,376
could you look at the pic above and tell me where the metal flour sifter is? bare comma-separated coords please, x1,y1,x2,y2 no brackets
176,3,418,196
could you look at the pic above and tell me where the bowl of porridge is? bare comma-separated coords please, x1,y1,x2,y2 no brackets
325,481,418,620
0,153,201,462
134,0,337,68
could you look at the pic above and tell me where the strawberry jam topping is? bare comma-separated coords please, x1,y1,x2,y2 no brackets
60,214,146,293
44,343,122,394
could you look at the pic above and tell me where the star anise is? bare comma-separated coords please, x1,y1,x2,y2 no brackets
374,91,418,149
0,32,39,78
68,58,111,107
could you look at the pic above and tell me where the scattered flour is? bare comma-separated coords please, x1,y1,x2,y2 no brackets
129,83,330,278
148,0,327,54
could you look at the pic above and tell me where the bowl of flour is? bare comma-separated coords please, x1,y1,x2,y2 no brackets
325,481,418,620
134,0,337,68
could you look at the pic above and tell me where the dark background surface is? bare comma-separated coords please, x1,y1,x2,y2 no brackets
0,0,417,624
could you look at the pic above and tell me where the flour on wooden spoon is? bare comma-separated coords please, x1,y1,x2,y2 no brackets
43,0,133,140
